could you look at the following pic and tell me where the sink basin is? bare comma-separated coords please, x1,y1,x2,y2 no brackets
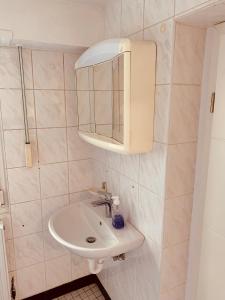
48,199,144,273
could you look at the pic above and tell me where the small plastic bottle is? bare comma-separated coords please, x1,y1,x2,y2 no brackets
111,196,125,229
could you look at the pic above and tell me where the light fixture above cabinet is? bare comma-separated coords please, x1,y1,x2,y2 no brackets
74,38,156,154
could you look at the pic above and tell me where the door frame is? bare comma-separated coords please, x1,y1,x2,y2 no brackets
185,23,225,300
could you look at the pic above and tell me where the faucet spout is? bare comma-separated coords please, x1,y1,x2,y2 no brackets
91,198,113,218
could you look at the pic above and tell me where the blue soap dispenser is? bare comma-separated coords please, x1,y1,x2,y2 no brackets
111,196,125,229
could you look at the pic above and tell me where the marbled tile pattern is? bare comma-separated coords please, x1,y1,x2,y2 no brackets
99,1,208,300
54,284,105,300
0,47,92,300
0,0,212,298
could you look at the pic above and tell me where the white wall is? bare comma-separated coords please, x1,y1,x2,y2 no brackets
196,23,225,300
0,0,105,48
186,27,219,300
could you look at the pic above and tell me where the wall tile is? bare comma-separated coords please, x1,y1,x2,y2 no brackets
32,50,64,89
14,233,44,269
139,143,167,197
69,191,91,203
120,154,140,182
43,231,68,260
37,128,67,164
135,239,161,300
42,195,69,230
119,175,138,224
0,89,36,130
144,19,174,84
166,143,197,198
154,85,171,143
161,242,189,293
0,47,33,89
173,23,205,84
160,284,185,300
168,85,201,144
138,185,164,245
64,52,80,90
92,160,107,188
100,256,138,300
69,160,93,193
16,263,46,299
163,194,193,247
11,200,42,238
121,0,144,36
8,167,40,204
71,254,89,280
65,91,78,127
45,255,71,289
106,151,121,171
67,127,90,161
144,0,175,28
5,239,16,271
129,30,144,40
105,0,122,38
107,169,120,195
22,48,34,89
175,0,212,14
40,163,68,198
0,47,20,88
91,146,107,164
4,129,38,168
35,90,66,128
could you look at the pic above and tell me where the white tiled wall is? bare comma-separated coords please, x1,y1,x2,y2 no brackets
0,0,221,299
0,47,91,299
93,1,212,300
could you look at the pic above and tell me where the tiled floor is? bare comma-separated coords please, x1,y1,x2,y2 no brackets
54,283,105,300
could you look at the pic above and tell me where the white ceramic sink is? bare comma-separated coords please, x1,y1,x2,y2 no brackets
48,199,144,273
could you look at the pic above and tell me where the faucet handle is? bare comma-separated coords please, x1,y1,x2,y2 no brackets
89,187,105,196
89,182,108,196
89,187,112,199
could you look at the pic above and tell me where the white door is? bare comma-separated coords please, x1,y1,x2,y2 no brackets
196,22,225,300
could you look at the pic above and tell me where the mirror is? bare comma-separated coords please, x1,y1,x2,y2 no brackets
75,53,125,144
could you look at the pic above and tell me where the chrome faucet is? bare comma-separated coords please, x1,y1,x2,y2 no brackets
91,191,113,218
91,182,113,218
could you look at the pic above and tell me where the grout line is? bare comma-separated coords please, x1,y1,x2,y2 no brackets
119,0,123,38
162,238,190,250
3,126,77,131
9,189,90,207
143,16,174,33
174,0,224,19
62,52,70,197
165,191,194,201
0,87,78,92
6,157,93,170
142,0,145,33
92,157,161,198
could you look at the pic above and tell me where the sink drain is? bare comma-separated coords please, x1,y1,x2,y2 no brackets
86,236,96,243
